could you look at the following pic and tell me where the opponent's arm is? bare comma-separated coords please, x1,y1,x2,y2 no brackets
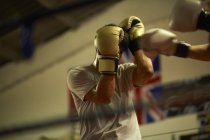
168,0,210,61
140,28,210,61
187,43,210,61
177,32,210,60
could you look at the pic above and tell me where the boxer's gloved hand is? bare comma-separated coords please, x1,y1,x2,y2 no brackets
94,25,124,75
119,16,145,54
141,28,191,59
169,0,210,32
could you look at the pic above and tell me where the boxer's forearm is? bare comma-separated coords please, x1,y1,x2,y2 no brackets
84,25,122,104
84,75,115,104
132,50,154,86
96,75,115,103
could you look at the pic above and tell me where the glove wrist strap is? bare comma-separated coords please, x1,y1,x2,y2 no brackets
197,10,210,32
130,37,141,54
174,41,190,58
98,55,119,75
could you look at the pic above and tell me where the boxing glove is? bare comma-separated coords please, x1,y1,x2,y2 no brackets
94,25,124,74
169,0,210,32
141,28,191,58
119,16,145,54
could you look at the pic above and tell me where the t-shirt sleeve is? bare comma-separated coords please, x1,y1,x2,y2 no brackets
67,67,95,101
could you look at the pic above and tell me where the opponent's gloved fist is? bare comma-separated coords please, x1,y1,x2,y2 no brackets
119,16,145,54
94,25,124,74
141,28,191,59
169,0,210,32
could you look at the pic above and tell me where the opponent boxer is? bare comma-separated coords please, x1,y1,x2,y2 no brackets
168,0,210,61
67,16,153,140
137,0,210,61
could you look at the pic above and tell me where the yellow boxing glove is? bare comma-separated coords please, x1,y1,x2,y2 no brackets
94,25,124,74
119,16,145,54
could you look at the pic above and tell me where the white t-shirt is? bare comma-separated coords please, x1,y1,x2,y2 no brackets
67,63,141,140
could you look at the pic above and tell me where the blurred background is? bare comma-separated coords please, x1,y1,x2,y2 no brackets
1,0,210,140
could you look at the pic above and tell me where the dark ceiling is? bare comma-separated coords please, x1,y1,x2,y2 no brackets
0,0,121,67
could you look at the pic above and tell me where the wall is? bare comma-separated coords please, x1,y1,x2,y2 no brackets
0,0,210,140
